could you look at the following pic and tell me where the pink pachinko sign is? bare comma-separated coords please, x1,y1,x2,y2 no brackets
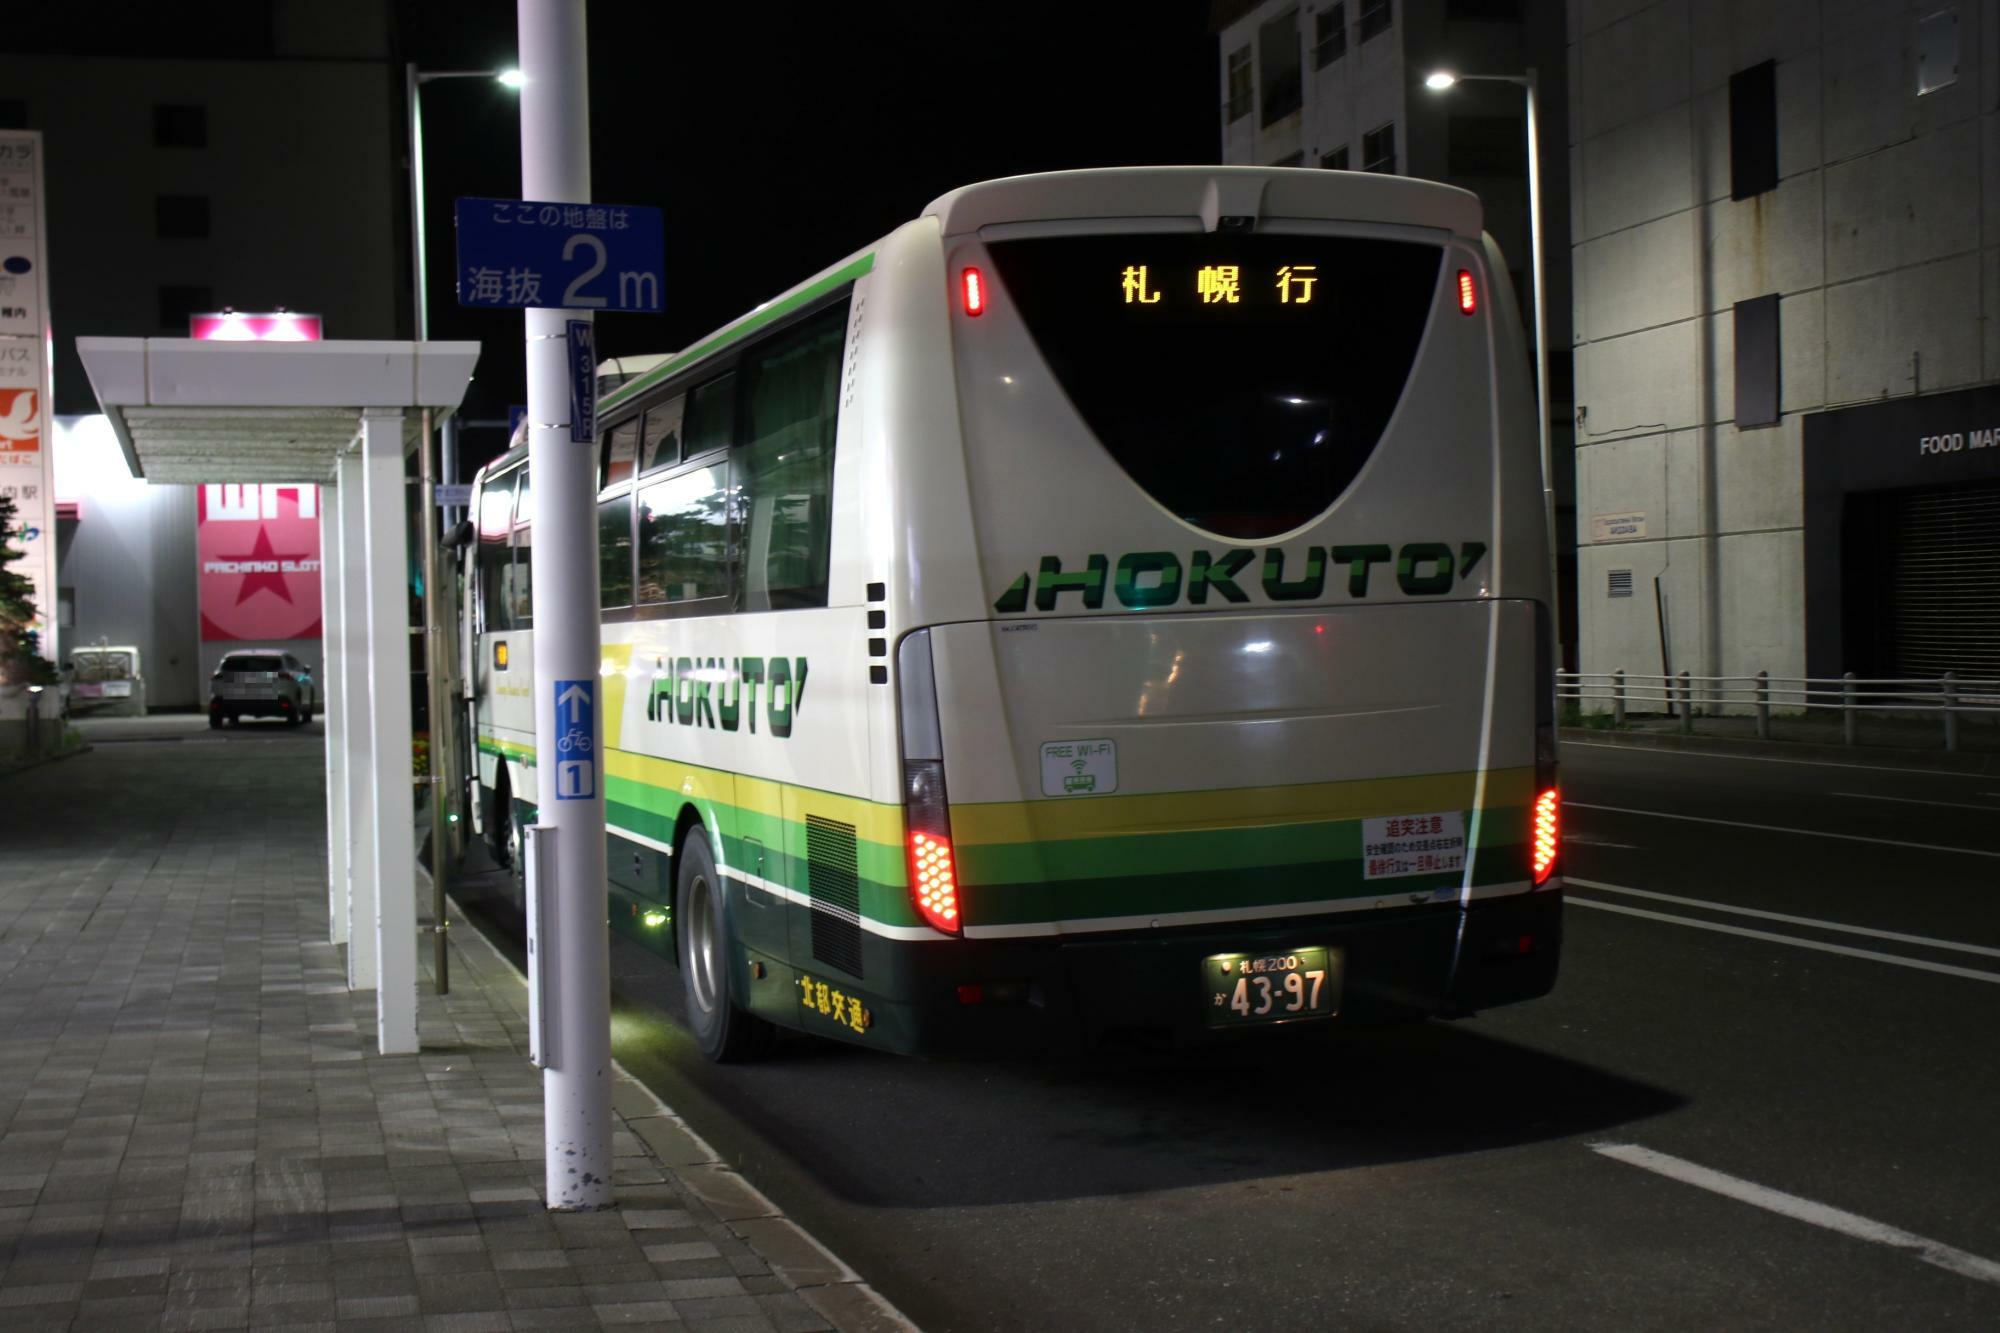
198,483,323,641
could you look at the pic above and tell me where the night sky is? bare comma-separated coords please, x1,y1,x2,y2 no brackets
404,1,1220,473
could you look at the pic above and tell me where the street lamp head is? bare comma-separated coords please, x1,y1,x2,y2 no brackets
1424,71,1458,91
497,68,527,89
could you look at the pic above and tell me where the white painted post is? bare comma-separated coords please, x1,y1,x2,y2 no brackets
361,407,419,1056
520,0,613,1210
338,446,376,991
321,480,349,946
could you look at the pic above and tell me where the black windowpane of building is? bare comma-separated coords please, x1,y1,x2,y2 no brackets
157,284,211,332
1321,145,1349,170
1314,5,1346,67
1447,114,1526,177
153,103,206,148
1258,9,1302,127
1226,47,1253,122
1734,293,1780,428
1447,0,1522,19
155,194,209,240
1358,0,1393,42
0,100,27,130
1362,123,1396,173
1729,60,1778,200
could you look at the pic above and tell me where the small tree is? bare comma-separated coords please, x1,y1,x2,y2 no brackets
0,492,58,688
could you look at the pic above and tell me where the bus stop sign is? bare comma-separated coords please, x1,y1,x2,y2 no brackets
454,197,664,312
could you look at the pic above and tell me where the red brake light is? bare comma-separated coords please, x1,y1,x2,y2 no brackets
910,830,960,931
961,267,985,317
1457,269,1477,315
1531,787,1559,884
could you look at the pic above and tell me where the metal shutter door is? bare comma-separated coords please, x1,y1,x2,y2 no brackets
1879,479,2000,680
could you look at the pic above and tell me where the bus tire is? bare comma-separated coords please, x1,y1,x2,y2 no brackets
675,828,773,1063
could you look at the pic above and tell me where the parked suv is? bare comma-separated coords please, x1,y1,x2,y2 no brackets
209,651,317,727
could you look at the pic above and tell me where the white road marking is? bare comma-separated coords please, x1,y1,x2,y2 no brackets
1569,898,2000,985
1592,1143,2000,1288
1565,835,1641,849
1565,877,2000,960
1562,739,1993,780
1565,801,2000,859
1831,791,2000,812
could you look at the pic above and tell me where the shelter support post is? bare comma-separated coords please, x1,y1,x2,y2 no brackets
361,407,419,1056
338,446,376,992
321,480,349,946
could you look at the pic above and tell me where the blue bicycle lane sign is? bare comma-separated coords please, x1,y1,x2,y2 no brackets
553,679,595,801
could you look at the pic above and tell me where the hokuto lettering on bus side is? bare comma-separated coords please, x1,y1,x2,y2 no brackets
993,541,1489,614
644,655,809,738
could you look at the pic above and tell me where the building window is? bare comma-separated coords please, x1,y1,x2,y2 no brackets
1362,122,1397,173
1358,0,1393,43
155,195,210,240
1321,145,1350,170
157,284,211,332
1447,0,1522,19
1447,114,1526,177
1734,293,1781,428
1729,60,1778,200
1226,46,1253,122
153,104,207,148
0,99,28,131
1314,5,1347,68
1258,9,1303,127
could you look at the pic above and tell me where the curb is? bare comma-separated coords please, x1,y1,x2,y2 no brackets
0,741,93,782
1560,727,2000,774
446,891,920,1333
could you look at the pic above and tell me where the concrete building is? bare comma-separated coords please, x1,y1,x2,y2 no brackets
1569,0,2000,696
1213,0,1580,660
1,3,403,707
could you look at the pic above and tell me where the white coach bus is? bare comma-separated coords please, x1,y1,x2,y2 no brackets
464,166,1561,1061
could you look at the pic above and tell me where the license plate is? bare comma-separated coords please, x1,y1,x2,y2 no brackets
1203,947,1341,1027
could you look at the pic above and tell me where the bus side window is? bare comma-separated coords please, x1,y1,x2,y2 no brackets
641,395,685,473
682,376,734,458
509,521,534,628
737,303,846,611
477,473,517,631
635,463,729,606
604,419,639,488
599,493,634,608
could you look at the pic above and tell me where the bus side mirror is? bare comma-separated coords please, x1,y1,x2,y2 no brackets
444,519,474,550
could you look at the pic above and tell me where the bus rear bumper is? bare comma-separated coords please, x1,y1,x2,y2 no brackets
822,892,1561,1056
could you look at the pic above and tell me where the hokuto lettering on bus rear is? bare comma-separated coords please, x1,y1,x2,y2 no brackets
993,541,1488,613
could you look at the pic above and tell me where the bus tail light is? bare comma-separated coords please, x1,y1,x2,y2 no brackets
1457,269,1477,315
1531,788,1559,884
961,267,986,317
898,630,963,936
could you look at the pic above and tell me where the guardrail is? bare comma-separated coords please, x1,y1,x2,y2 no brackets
1557,670,2000,752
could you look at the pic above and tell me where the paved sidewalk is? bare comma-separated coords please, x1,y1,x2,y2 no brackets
0,722,905,1331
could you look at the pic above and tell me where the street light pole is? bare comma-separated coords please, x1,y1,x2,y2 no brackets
1425,68,1562,661
405,62,521,997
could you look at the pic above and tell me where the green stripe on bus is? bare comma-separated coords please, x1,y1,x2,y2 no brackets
599,252,876,413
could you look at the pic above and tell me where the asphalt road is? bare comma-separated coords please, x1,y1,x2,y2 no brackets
462,740,2000,1330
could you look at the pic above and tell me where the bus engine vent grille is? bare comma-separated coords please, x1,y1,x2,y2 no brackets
805,815,864,979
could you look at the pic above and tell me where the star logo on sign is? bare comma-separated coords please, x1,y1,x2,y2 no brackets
224,527,305,606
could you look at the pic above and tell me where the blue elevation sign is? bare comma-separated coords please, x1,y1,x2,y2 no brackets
454,197,665,312
552,679,596,801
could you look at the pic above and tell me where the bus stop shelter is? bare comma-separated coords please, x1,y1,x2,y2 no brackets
76,336,481,1056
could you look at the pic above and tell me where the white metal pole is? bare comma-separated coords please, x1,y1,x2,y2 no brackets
338,446,376,991
520,0,613,1211
361,407,419,1056
1523,69,1562,663
407,63,429,343
321,480,348,946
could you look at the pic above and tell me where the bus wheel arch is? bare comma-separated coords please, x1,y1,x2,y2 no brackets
671,802,773,1062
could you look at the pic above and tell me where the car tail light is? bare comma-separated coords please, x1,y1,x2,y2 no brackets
961,267,985,317
1531,788,1559,884
279,671,296,682
1457,269,1477,315
898,630,963,935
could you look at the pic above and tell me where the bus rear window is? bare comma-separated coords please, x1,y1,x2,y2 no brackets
984,234,1442,540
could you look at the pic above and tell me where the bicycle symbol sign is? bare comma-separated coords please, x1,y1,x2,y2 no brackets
552,680,596,802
